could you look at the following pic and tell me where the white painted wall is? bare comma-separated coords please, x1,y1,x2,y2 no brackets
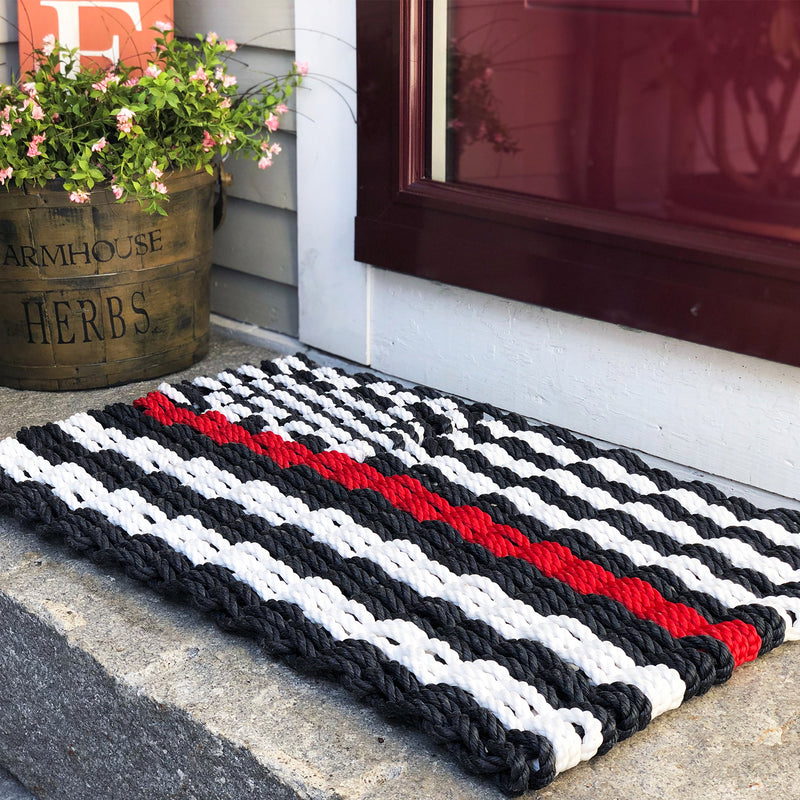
295,0,800,500
369,271,800,500
294,0,369,365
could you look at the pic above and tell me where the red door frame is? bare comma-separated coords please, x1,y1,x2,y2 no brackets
354,0,800,367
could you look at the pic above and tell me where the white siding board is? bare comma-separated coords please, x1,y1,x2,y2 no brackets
0,42,18,81
174,0,300,334
0,0,16,45
223,132,296,210
295,0,367,363
368,269,800,503
213,198,296,285
174,0,294,52
211,266,298,336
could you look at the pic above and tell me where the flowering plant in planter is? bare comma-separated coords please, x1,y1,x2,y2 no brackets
0,23,306,214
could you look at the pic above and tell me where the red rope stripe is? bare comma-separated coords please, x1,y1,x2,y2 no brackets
135,390,762,666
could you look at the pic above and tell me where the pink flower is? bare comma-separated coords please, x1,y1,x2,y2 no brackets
123,76,139,87
264,112,279,132
92,73,119,93
154,20,173,32
260,140,282,156
30,103,44,120
275,103,289,115
69,189,90,203
150,181,168,194
51,112,60,122
0,122,11,136
201,130,216,152
22,81,37,96
116,107,134,133
111,184,124,200
220,97,231,109
0,166,13,185
222,74,237,88
293,60,309,77
42,34,55,56
26,133,45,157
189,65,207,82
91,136,107,152
1,106,10,120
257,155,272,169
225,39,237,52
148,160,163,178
206,31,218,44
144,63,162,78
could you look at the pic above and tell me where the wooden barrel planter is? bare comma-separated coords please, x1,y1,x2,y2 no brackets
0,168,217,391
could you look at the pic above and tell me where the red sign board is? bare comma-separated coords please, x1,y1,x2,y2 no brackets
18,0,174,75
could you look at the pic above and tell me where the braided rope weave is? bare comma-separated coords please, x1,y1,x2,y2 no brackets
2,352,799,793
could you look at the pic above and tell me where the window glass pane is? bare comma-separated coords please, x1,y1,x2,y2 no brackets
436,0,800,242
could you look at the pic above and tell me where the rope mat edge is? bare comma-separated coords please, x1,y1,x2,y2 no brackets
1,352,799,794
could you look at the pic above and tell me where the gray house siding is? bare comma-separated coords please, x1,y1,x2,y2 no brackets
0,8,20,81
175,1,298,337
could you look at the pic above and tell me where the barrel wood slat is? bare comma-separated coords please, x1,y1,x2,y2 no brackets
0,169,215,390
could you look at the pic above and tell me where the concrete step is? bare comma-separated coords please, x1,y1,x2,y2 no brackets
2,326,800,800
0,768,35,800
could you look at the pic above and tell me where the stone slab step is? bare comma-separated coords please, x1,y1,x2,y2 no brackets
0,767,34,800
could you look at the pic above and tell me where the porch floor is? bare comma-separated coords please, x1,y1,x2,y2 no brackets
2,323,799,800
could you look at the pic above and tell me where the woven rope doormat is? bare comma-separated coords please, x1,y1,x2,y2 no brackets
1,353,799,794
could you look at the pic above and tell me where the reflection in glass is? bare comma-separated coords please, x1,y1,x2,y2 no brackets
439,0,800,242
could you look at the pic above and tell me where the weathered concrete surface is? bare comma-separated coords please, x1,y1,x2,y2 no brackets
2,328,800,799
0,767,33,800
